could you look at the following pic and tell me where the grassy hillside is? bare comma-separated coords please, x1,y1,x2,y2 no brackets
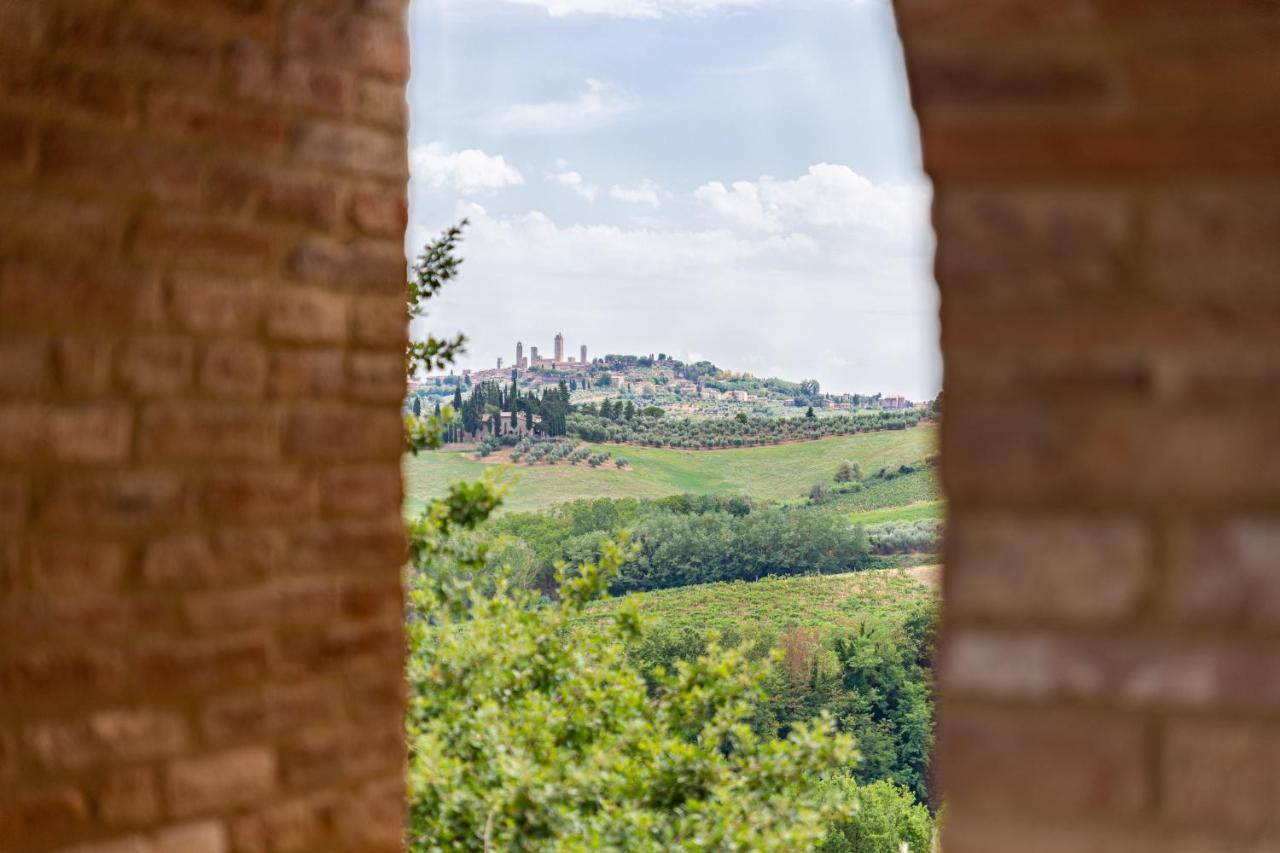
849,500,945,526
404,425,936,515
582,566,939,641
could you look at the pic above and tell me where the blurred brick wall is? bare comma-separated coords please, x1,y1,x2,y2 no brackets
0,1,410,850
894,1,1280,849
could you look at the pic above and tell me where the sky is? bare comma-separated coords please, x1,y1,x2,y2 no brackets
406,0,940,400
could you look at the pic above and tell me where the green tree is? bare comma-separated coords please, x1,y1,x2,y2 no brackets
624,400,636,420
412,396,422,417
818,779,933,853
806,406,816,419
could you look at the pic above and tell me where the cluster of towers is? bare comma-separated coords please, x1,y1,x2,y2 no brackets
508,333,589,371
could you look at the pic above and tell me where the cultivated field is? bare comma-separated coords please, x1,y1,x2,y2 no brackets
581,566,939,640
403,425,937,515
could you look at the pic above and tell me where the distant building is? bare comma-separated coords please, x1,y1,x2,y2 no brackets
530,346,539,363
580,344,588,364
882,395,908,410
554,332,565,363
516,341,523,367
497,357,503,371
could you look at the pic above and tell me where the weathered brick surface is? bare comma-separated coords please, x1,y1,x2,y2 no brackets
898,0,1280,847
0,1,409,849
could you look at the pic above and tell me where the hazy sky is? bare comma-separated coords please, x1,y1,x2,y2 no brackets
406,0,940,400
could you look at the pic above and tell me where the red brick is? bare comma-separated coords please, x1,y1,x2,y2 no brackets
945,401,1280,506
340,575,403,622
142,530,282,588
0,191,119,262
170,274,260,336
54,9,219,81
948,514,1150,622
0,113,30,177
936,189,1134,307
117,337,194,397
199,682,344,744
25,708,187,772
140,634,270,694
207,164,338,230
227,44,352,117
277,618,402,677
2,263,163,332
15,539,129,595
344,671,405,723
0,645,126,699
271,348,345,398
292,122,405,179
0,403,131,463
1164,720,1280,832
1167,518,1280,627
153,820,228,853
348,187,407,237
923,124,1280,179
97,767,162,828
166,747,277,818
352,295,406,347
942,628,1280,712
265,288,348,344
199,340,268,399
56,337,116,395
132,211,273,276
280,726,401,789
346,351,403,401
37,471,187,531
321,466,401,516
282,8,409,79
910,54,1113,111
0,0,50,51
284,404,403,461
41,129,201,204
139,403,279,461
355,77,407,129
228,792,336,853
0,56,132,123
0,474,25,531
203,469,315,523
332,778,403,853
0,337,50,395
1131,39,1280,114
1147,187,1280,306
288,518,405,574
288,239,406,292
183,577,338,633
939,707,1147,819
146,87,286,156
0,786,90,845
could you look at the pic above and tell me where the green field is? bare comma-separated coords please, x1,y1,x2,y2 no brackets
849,500,945,526
582,566,939,642
404,425,936,515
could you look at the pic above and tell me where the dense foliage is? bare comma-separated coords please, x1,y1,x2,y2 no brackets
482,497,871,594
569,409,925,449
405,481,861,850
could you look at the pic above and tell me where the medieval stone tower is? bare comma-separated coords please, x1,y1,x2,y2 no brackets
554,332,565,363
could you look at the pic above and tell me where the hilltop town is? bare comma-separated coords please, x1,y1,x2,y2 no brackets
410,332,928,419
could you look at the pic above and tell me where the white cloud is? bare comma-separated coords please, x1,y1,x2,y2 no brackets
409,143,524,194
609,179,666,208
481,79,636,135
498,0,874,18
548,167,599,203
695,164,929,237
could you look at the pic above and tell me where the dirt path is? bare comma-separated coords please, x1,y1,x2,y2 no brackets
906,564,941,590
